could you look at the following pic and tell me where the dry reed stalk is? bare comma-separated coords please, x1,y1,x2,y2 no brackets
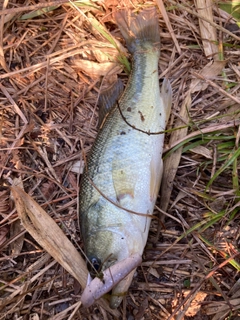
195,0,219,59
156,0,181,54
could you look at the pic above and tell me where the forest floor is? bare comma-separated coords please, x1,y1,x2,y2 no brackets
0,0,240,319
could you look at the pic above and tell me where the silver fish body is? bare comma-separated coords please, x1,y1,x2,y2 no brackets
79,8,172,308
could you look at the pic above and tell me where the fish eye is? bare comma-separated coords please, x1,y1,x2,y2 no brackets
87,256,101,277
91,257,100,270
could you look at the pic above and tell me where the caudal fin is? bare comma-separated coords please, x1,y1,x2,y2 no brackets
114,8,160,53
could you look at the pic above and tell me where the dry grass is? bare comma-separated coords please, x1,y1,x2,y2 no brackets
0,0,240,319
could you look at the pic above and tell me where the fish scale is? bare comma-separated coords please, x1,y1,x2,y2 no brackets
79,7,172,309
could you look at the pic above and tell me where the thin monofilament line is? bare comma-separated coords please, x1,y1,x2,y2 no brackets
116,101,166,135
85,169,157,220
82,148,157,220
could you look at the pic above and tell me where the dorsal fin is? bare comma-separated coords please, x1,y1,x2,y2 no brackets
98,80,124,128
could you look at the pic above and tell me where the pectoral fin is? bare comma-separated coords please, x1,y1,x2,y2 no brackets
150,157,163,202
112,162,136,205
161,78,172,124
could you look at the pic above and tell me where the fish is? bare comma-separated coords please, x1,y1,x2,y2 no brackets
79,7,172,309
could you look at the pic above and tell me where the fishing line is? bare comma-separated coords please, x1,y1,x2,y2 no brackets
80,136,164,223
86,172,157,220
82,154,158,220
116,101,166,136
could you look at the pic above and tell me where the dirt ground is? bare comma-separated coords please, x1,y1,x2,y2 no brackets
0,0,240,319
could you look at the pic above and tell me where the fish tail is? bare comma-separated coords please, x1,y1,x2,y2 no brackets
114,7,160,53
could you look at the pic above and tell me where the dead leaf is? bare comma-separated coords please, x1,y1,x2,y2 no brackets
159,91,192,214
11,186,88,288
208,196,226,212
148,266,160,278
172,290,208,317
224,103,240,122
184,290,208,317
70,160,85,174
73,59,122,78
40,181,56,199
10,177,25,256
170,190,187,209
190,60,226,92
190,145,213,159
29,313,40,320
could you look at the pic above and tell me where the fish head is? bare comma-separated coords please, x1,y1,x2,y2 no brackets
82,200,147,308
84,227,142,308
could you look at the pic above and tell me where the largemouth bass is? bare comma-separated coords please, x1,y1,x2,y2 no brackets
79,7,172,309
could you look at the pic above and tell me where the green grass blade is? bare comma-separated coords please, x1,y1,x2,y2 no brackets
206,147,240,190
182,139,209,153
199,211,226,232
74,0,101,10
20,6,59,20
232,155,240,195
219,1,240,27
199,235,240,272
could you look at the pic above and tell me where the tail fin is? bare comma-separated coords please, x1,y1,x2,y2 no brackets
114,8,160,53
